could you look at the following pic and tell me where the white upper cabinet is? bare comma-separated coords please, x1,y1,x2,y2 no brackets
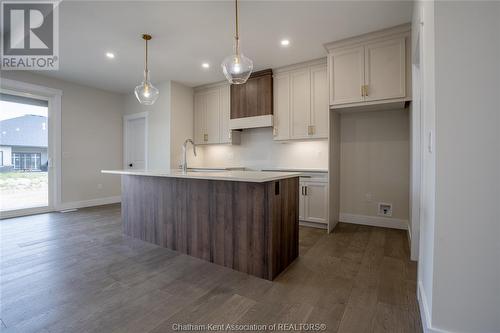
325,24,411,110
329,46,364,105
310,64,329,138
273,60,328,141
205,89,220,144
273,73,290,140
290,69,311,139
219,84,232,144
364,38,406,101
193,92,206,145
194,84,240,145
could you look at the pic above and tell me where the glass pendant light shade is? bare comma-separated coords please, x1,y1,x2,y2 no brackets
135,34,159,105
221,45,253,84
135,70,159,105
221,0,253,84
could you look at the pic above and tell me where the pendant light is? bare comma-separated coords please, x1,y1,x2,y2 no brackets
135,34,159,105
221,0,253,84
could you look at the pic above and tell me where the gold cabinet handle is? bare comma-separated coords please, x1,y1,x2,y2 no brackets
308,125,315,135
364,85,369,97
361,85,364,97
204,134,208,142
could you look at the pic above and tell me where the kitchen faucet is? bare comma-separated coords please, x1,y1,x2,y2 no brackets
181,139,196,173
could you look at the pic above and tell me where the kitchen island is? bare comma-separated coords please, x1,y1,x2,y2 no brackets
102,170,300,280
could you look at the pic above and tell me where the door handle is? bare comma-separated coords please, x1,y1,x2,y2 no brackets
304,186,307,196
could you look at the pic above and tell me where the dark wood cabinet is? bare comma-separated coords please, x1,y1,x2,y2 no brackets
230,69,273,119
121,175,299,280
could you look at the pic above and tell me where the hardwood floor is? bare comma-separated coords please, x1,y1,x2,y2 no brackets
0,204,422,332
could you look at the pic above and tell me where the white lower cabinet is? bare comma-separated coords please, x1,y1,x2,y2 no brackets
299,176,329,226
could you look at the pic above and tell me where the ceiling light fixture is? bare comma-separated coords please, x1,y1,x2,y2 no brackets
134,34,159,105
202,62,210,69
106,52,115,59
221,0,253,84
280,39,290,47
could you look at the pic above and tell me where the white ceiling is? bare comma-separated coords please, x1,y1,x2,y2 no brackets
37,1,412,93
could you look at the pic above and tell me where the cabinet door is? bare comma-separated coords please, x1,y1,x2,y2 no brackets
299,182,306,220
329,46,364,105
219,85,231,143
193,92,206,145
205,88,220,144
303,181,328,224
273,73,290,140
364,38,406,101
290,69,311,139
310,64,328,138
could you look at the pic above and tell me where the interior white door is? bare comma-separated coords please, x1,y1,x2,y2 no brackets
310,64,329,138
290,69,311,139
329,46,365,105
364,38,406,101
125,116,146,169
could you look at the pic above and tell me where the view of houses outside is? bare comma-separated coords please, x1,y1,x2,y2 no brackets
0,95,49,211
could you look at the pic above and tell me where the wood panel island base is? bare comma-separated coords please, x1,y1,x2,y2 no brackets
102,170,301,280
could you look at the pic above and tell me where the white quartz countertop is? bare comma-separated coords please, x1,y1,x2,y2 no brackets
101,169,301,183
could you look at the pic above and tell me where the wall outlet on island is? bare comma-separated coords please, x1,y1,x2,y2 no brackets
378,202,392,217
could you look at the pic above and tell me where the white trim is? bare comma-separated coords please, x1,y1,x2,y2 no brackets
229,114,273,130
273,57,327,74
0,206,53,220
299,220,327,230
0,78,62,96
324,23,411,51
57,196,121,211
0,78,62,216
339,213,408,230
123,112,148,170
418,282,453,333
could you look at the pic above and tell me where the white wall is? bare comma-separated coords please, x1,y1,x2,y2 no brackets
413,0,436,326
431,1,500,332
123,81,171,170
0,71,123,204
339,109,409,221
414,1,500,332
193,127,328,170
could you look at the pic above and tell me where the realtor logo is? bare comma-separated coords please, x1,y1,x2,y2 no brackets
1,1,59,70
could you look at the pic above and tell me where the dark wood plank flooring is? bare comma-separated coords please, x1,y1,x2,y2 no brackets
0,204,421,332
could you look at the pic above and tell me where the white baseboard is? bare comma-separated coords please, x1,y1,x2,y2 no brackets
57,196,121,211
418,282,453,333
339,213,408,230
299,220,327,230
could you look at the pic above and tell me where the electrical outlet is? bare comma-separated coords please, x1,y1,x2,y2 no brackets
378,202,392,217
365,193,372,202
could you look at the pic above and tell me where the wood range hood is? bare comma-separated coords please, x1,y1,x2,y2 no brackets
229,69,273,130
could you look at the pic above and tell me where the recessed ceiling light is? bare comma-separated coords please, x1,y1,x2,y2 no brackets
280,39,290,47
202,62,210,69
106,52,115,59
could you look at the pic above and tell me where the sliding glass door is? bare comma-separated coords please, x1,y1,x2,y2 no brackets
0,93,49,213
